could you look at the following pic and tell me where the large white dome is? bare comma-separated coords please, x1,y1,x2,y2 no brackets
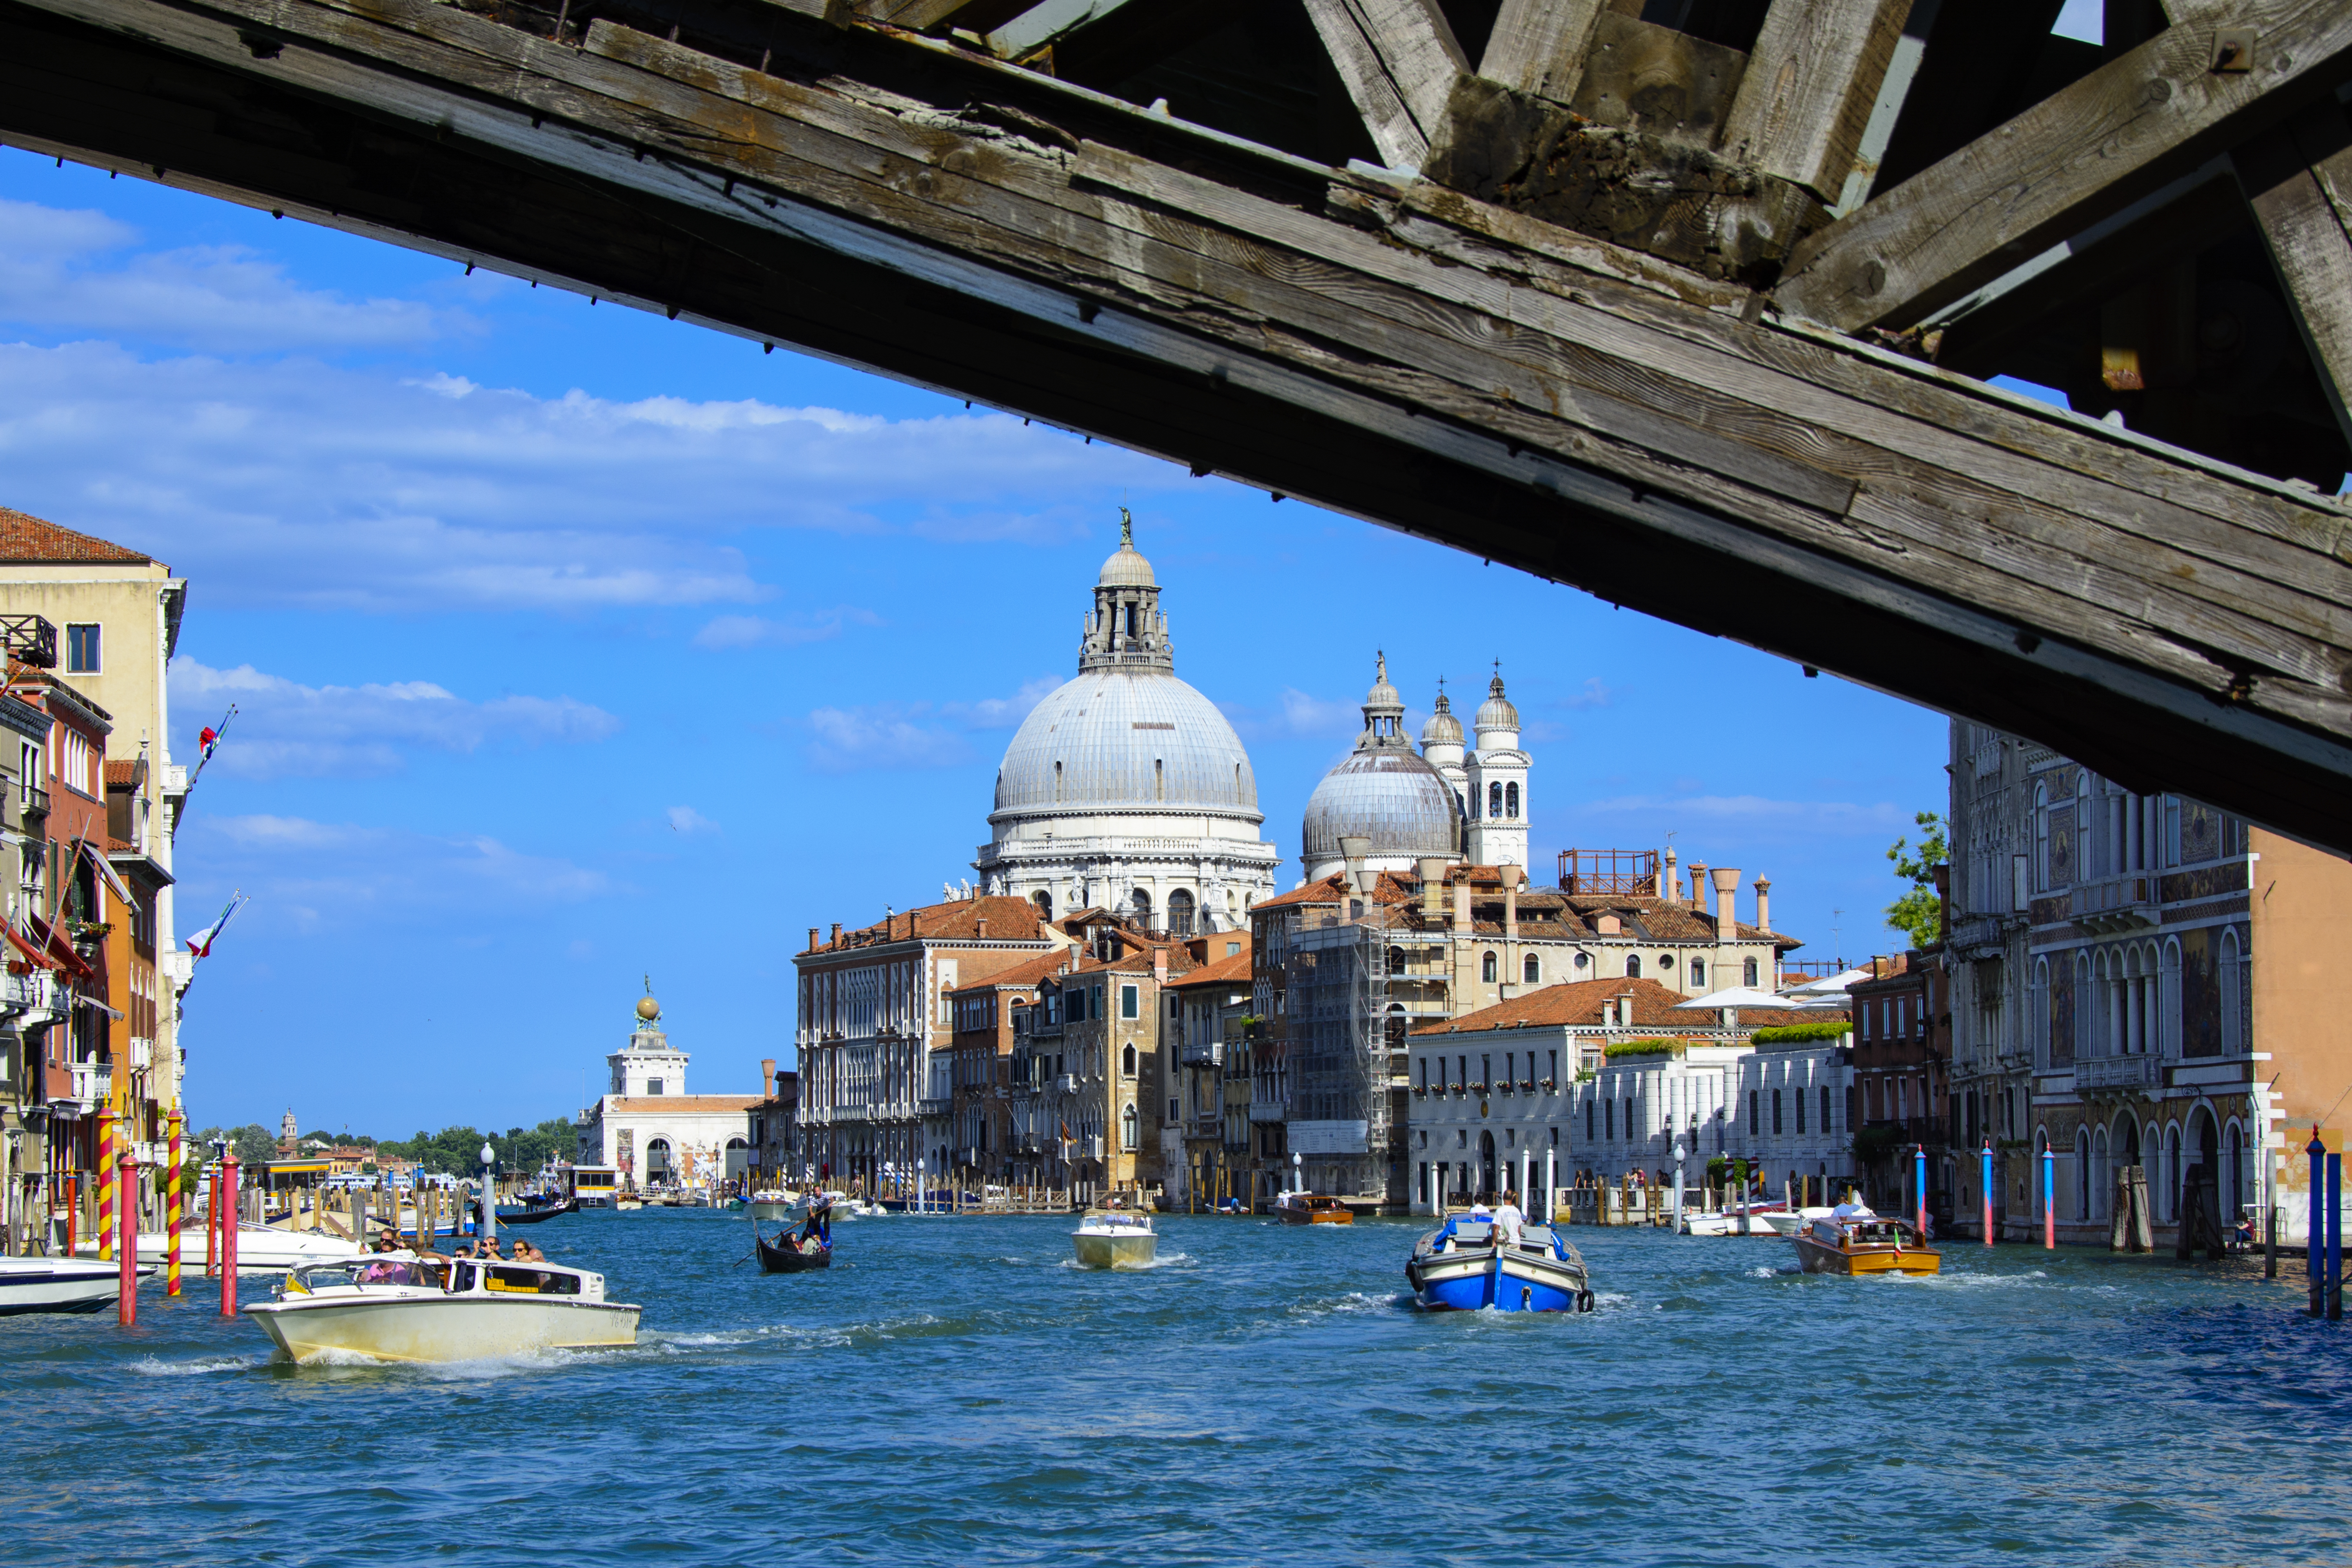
993,669,1259,821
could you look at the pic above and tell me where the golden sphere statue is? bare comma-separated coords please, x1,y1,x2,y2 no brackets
635,995,661,1022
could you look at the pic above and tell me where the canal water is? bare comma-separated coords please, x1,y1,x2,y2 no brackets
6,1210,2344,1565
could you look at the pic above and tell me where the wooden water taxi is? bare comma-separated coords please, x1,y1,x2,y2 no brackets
1272,1193,1353,1226
1792,1209,1940,1276
1071,1209,1156,1269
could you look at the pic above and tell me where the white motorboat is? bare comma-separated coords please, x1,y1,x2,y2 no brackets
242,1252,641,1363
821,1191,889,1220
1406,1213,1593,1312
1071,1209,1156,1269
748,1191,811,1223
1682,1201,1790,1237
0,1255,155,1314
78,1224,363,1275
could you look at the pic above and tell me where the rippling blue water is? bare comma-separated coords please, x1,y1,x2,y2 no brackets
6,1210,2347,1565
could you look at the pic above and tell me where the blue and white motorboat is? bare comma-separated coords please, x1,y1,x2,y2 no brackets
1405,1212,1594,1312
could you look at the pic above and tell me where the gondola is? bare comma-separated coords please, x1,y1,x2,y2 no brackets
495,1197,579,1224
755,1200,833,1273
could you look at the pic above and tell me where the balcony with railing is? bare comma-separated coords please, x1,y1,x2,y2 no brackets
1248,1097,1286,1123
1180,1038,1222,1067
2073,873,2161,933
2074,1053,2161,1091
20,784,47,818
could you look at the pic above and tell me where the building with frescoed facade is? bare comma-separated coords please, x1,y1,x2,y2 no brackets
1942,720,2352,1248
575,992,759,1194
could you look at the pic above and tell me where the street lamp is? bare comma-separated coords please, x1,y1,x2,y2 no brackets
1291,1149,1302,1195
480,1141,497,1249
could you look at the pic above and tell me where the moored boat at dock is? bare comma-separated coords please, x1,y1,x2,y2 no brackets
1272,1193,1353,1225
1071,1209,1156,1269
1406,1211,1594,1312
242,1252,641,1362
0,1255,156,1314
1792,1206,1940,1276
80,1224,361,1276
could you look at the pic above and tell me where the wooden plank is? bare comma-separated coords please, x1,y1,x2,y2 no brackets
1777,0,2352,329
1477,0,1605,103
2237,100,2352,450
1720,0,1912,201
1303,0,1467,169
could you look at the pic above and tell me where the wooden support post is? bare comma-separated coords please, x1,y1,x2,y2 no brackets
1477,0,1606,103
2235,100,2352,451
1304,0,1469,170
1720,0,1913,202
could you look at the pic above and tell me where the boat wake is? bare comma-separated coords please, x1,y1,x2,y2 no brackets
131,1353,267,1377
1056,1249,1192,1271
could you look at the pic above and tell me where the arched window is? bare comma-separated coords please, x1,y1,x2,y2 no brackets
1121,1102,1138,1151
1054,759,1063,802
2161,1122,2181,1225
2224,1120,2244,1216
1523,954,1540,985
2031,958,2050,1069
1505,781,1519,819
1122,1043,1136,1076
646,1138,671,1179
2159,939,2181,1057
1154,757,1165,802
2034,783,2049,891
1743,956,1759,987
1131,888,1153,928
1690,958,1706,988
2074,1126,2091,1221
1168,887,1196,937
2074,952,2092,1060
2090,1126,2109,1221
1033,889,1053,920
1483,781,1498,818
1481,951,1498,983
1626,954,1642,978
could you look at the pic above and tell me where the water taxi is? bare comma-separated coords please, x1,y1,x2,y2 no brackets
1070,1209,1156,1269
1792,1207,1940,1276
1272,1193,1354,1225
242,1252,641,1362
0,1255,155,1314
1407,1211,1594,1312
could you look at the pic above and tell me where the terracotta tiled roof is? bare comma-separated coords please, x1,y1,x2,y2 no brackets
947,949,1070,997
103,760,138,786
817,895,1047,952
1251,871,1417,912
1413,976,1844,1036
1167,941,1252,989
0,508,156,566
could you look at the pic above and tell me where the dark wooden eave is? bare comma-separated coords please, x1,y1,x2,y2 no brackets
5,0,2352,850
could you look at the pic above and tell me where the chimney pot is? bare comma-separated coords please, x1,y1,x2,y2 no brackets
977,918,987,938
830,922,842,944
1711,867,1740,938
1452,877,1471,935
1753,877,1772,933
1688,862,1707,907
761,1058,776,1098
808,926,820,952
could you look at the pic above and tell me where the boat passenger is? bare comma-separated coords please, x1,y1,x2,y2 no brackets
372,1233,405,1253
1490,1199,1525,1246
510,1239,544,1262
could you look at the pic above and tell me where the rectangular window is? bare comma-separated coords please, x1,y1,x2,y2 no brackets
1748,1089,1759,1134
1121,984,1139,1020
1586,1100,1595,1140
65,623,100,674
1822,1085,1833,1135
1772,1089,1783,1135
1091,986,1103,1019
1795,1090,1806,1134
1604,1098,1614,1138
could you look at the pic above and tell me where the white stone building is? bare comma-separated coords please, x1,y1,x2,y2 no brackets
575,993,758,1194
974,512,1279,933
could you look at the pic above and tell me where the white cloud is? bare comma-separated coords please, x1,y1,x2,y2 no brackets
1555,677,1612,710
800,676,1057,773
1220,688,1361,741
187,814,613,931
0,339,1176,613
665,806,718,833
0,198,457,351
692,606,883,650
172,658,620,779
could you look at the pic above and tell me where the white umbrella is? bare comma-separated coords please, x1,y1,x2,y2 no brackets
1671,986,1797,1011
1784,967,1869,996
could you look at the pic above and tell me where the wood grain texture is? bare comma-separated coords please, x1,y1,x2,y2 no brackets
11,0,2352,845
1477,0,1605,102
2238,102,2352,450
1777,0,2352,330
1719,0,1910,200
1303,0,1466,169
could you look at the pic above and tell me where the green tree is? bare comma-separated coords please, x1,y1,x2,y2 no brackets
1884,809,1948,949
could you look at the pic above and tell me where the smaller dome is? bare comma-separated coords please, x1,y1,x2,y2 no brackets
1476,669,1519,731
1364,651,1402,715
1421,686,1463,747
1098,507,1156,587
635,995,661,1022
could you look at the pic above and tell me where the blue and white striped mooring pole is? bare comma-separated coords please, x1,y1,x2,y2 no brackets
1914,1145,1927,1240
2329,1151,2343,1323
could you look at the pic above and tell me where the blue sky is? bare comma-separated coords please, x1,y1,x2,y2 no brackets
0,150,1951,1136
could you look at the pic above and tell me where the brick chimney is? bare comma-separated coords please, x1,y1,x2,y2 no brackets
1688,862,1707,907
1153,946,1168,981
976,917,988,939
829,922,842,945
1712,867,1740,935
760,1058,776,1098
808,926,819,952
1753,877,1772,933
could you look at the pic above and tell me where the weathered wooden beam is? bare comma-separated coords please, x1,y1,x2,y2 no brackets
1303,0,1467,169
2237,99,2352,450
860,0,1037,35
8,0,2352,851
1719,0,1911,202
1777,0,2352,330
1477,0,1606,102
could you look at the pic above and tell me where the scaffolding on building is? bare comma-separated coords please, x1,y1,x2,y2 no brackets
1278,902,1411,1202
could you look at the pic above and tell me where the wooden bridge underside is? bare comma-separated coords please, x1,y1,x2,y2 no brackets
6,0,2352,848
